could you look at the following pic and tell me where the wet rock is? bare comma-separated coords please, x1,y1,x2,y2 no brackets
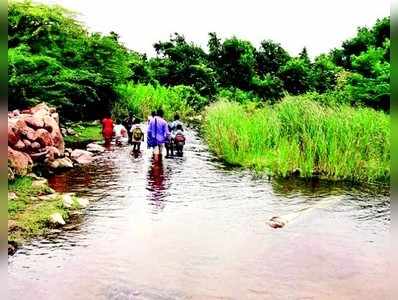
49,212,65,226
30,150,48,162
14,119,36,141
8,146,33,176
8,242,17,256
86,143,105,153
71,149,94,165
8,124,19,145
8,220,19,232
31,178,48,190
49,157,73,169
45,146,61,161
268,216,287,229
26,172,42,180
66,128,76,135
30,141,41,150
8,103,65,168
23,139,32,148
62,194,74,208
34,128,53,147
76,198,89,208
8,192,17,200
14,140,26,151
24,115,44,129
38,193,59,201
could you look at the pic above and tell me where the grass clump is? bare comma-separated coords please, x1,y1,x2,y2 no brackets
203,96,390,183
8,176,68,243
63,122,102,145
116,83,196,121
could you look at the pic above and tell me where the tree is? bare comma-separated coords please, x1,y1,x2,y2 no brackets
218,37,256,90
8,0,133,120
279,58,312,95
311,54,340,93
255,40,290,75
250,74,284,101
152,33,217,96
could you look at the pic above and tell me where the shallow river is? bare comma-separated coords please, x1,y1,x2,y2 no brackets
8,130,390,299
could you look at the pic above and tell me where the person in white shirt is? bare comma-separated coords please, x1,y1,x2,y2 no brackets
113,121,128,146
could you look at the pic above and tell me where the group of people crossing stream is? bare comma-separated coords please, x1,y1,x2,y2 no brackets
101,109,186,159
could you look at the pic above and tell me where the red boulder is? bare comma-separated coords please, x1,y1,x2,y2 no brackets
8,146,32,176
24,115,44,129
34,129,53,147
8,124,19,146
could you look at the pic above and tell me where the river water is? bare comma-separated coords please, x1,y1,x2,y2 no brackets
8,130,390,299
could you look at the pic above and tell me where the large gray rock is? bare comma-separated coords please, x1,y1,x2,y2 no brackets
71,149,94,165
86,143,105,153
49,212,65,226
62,194,74,208
49,157,74,169
76,198,89,208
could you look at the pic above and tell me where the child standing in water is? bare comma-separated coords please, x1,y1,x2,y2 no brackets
131,119,144,153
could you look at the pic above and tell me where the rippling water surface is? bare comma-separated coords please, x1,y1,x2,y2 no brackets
8,130,390,299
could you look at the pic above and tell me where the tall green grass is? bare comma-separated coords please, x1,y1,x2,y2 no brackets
115,83,195,121
204,96,390,183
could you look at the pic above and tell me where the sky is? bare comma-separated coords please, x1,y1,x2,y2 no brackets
39,0,390,58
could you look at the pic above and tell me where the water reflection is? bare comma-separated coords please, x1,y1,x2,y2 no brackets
146,155,171,212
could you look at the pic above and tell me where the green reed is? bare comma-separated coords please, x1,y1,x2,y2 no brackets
203,96,390,183
116,83,194,121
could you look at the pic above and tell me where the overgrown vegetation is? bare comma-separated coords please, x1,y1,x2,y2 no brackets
8,1,390,118
7,1,390,184
115,83,200,121
63,122,102,145
204,98,390,183
8,177,68,243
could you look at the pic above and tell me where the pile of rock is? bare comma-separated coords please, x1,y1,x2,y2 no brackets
8,103,106,179
8,103,65,178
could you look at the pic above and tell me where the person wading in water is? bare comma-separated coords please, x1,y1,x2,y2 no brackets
147,109,169,158
123,113,135,145
101,112,114,147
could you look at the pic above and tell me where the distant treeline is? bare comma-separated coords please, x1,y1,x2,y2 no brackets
8,0,390,120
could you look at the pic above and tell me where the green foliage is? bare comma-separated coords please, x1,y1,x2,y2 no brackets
311,54,341,93
204,98,390,183
8,0,133,120
217,88,260,104
8,0,389,115
218,37,256,90
151,33,217,96
279,58,313,95
63,122,102,145
8,176,68,242
250,74,284,101
116,83,194,121
256,40,290,75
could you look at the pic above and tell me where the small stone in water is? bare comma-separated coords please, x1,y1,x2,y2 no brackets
49,212,65,226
